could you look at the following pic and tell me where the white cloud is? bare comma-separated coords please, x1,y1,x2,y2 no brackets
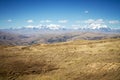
84,19,104,24
95,19,104,24
58,20,68,23
75,20,81,23
40,20,52,23
84,10,88,13
84,19,94,23
46,20,52,23
8,19,12,22
72,25,80,27
27,20,33,23
109,20,119,24
71,25,81,29
40,20,44,23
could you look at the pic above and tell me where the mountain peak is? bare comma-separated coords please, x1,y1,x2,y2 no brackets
88,23,108,29
24,24,63,30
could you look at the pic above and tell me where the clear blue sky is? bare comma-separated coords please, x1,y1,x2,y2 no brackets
0,0,120,29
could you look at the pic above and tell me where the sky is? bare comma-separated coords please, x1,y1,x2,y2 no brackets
0,0,120,29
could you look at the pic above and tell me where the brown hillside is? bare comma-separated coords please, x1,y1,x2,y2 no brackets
0,39,120,80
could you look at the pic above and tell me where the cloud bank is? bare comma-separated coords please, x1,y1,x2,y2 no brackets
58,20,68,23
8,19,12,22
27,20,33,23
40,20,52,23
84,10,88,13
109,20,119,24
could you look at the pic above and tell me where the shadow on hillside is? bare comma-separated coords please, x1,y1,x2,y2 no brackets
0,59,58,80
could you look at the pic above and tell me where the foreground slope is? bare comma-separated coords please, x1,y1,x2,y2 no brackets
0,39,120,80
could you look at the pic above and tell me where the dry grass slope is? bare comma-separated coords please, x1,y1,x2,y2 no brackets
0,38,120,80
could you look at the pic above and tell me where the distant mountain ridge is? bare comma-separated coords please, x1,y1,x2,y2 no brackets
3,25,120,33
0,28,120,45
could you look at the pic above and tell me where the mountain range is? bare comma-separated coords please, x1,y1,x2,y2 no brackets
0,26,120,45
5,24,120,33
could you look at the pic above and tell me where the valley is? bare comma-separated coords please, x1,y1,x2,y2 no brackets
0,29,120,45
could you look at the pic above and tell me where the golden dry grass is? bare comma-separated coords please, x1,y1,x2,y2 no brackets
0,38,120,80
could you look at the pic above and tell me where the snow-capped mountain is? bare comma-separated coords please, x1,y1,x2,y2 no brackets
72,23,114,32
23,24,111,31
3,24,120,33
24,24,65,30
